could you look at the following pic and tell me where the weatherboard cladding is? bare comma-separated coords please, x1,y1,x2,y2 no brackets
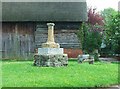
2,2,87,22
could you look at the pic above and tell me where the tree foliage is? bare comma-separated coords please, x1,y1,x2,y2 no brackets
78,7,120,57
101,8,118,24
77,8,103,55
88,8,104,26
104,12,120,54
101,8,120,55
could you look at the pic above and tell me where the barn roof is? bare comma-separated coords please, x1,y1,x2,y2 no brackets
2,0,87,22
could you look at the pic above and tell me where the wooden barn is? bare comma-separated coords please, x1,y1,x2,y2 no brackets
1,0,87,59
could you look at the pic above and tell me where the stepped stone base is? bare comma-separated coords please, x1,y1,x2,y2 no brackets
38,48,63,55
34,54,68,67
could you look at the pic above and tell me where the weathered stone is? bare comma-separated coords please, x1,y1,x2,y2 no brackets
77,54,89,63
41,23,60,48
42,42,60,48
53,62,61,67
89,60,94,64
77,54,94,64
89,55,94,64
34,54,68,67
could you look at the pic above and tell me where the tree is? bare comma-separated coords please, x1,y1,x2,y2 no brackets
101,8,120,55
88,8,104,26
104,12,120,54
77,8,104,61
101,8,118,24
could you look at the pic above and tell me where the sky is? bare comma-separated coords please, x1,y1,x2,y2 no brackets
86,0,120,11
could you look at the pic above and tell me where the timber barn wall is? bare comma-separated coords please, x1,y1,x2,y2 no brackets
1,1,87,59
2,22,35,60
2,22,82,59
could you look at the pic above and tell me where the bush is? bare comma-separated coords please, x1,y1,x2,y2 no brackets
77,23,102,54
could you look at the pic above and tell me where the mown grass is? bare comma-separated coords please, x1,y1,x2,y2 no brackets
0,60,2,88
1,60,119,87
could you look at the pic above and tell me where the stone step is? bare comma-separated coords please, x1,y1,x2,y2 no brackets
38,48,63,55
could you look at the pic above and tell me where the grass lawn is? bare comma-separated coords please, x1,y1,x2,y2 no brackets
1,60,119,87
0,60,2,88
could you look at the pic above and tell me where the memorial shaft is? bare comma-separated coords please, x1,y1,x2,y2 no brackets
42,23,60,48
47,23,55,43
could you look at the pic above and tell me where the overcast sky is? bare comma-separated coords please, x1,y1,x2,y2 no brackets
86,0,119,11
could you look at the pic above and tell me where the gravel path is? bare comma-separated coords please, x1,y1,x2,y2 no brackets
99,58,119,62
97,85,120,89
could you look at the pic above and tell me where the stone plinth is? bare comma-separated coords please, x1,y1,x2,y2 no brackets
38,48,63,55
34,54,68,67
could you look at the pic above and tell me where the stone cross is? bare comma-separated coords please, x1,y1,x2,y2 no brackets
42,23,60,48
34,23,68,67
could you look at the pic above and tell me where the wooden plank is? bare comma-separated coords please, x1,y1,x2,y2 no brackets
2,22,35,60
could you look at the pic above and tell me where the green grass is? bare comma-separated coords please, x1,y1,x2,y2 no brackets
1,60,119,87
0,60,2,88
